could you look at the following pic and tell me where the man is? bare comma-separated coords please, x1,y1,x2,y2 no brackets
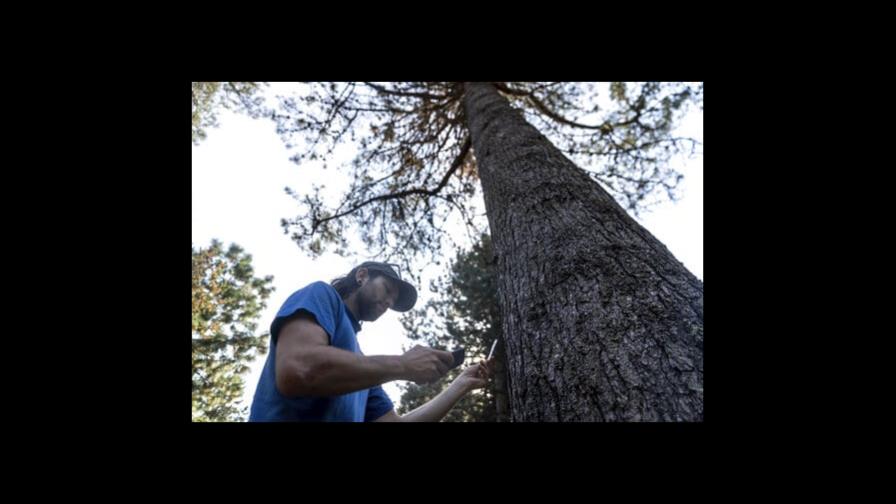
249,261,495,421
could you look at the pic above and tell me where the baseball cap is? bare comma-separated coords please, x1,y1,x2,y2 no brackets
357,261,418,312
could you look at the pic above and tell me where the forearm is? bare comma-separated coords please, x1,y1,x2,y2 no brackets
401,380,471,422
284,347,404,397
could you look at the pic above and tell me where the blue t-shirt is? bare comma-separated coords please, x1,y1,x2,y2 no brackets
248,281,395,422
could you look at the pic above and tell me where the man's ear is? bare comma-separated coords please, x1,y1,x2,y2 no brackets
355,267,369,284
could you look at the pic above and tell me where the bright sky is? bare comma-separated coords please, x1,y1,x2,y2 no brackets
191,83,703,420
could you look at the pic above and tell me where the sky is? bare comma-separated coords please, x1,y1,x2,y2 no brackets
191,83,703,420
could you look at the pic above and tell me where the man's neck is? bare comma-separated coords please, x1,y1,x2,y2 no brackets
343,294,361,321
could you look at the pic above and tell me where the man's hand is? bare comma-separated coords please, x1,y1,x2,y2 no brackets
454,357,496,391
390,357,497,422
399,345,455,384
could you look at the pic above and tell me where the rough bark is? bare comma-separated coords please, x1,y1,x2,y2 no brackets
463,82,703,421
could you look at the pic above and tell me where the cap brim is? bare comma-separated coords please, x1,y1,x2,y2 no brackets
393,279,417,312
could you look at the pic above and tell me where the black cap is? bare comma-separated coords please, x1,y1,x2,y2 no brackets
357,261,418,312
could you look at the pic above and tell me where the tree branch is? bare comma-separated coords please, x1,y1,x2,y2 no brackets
311,137,472,232
493,82,640,131
363,82,450,101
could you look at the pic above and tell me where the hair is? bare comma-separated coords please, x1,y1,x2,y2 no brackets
330,266,382,299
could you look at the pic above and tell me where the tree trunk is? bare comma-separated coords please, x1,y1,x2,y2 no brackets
463,82,703,421
493,340,511,422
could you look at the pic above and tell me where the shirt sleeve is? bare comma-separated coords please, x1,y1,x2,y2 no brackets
364,385,395,422
269,282,341,345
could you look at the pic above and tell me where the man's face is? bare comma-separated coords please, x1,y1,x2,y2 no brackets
355,271,400,321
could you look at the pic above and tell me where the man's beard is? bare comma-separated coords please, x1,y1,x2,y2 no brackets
358,294,383,321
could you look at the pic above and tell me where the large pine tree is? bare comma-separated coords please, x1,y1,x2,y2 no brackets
268,82,703,421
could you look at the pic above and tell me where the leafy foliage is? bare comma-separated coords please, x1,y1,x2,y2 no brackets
192,82,269,145
192,240,274,421
269,82,702,270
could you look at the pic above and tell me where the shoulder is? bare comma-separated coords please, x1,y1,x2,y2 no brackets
305,281,341,302
293,281,344,316
276,281,342,320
